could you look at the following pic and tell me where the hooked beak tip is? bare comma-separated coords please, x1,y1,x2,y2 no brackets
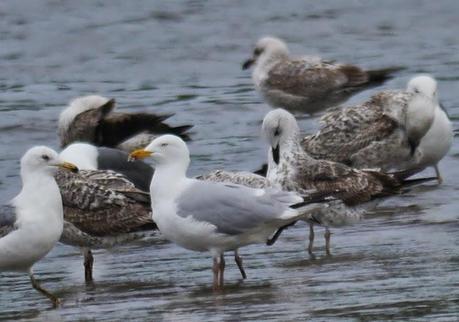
60,162,79,173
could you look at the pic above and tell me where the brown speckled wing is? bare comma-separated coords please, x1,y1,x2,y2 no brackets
55,169,154,237
265,59,368,98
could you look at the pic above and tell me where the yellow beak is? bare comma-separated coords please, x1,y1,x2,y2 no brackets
128,149,153,161
59,161,79,173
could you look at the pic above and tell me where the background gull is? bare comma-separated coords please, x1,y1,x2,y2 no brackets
262,109,436,254
303,75,451,182
56,143,155,283
129,135,330,290
242,36,402,112
0,146,77,307
58,95,193,152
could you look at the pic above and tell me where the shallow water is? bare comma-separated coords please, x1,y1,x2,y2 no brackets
0,0,459,321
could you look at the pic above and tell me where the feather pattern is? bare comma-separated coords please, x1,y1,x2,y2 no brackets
55,169,155,243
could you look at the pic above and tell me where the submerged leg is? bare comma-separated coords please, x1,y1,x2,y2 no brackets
83,248,94,283
307,223,315,256
29,269,61,307
212,256,219,291
434,165,443,184
219,254,225,289
324,227,332,256
234,249,247,279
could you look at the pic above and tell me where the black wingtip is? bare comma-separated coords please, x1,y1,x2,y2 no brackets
366,66,405,84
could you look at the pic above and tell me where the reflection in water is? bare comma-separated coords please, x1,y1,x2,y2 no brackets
0,0,458,320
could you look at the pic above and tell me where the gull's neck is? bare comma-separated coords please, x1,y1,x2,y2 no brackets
405,94,437,145
15,169,63,227
150,161,188,204
267,128,314,186
253,52,289,84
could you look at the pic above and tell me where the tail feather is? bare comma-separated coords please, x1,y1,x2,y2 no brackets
366,66,405,84
170,124,193,141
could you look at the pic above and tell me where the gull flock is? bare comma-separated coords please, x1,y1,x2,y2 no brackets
0,36,453,305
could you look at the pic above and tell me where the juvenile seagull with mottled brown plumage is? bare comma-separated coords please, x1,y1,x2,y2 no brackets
262,109,435,255
242,36,401,113
302,75,451,182
55,143,156,283
58,95,193,152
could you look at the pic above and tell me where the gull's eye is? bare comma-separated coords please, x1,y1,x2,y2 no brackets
254,47,263,56
161,143,168,147
41,155,50,161
414,88,420,93
274,127,281,136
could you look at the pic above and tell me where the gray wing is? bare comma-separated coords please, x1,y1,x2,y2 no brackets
196,170,270,189
0,204,17,238
176,180,300,235
97,147,153,192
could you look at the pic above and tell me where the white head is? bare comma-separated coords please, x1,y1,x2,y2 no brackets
129,135,190,170
59,143,99,170
58,95,115,134
262,109,301,164
20,146,78,180
406,75,438,103
242,36,289,70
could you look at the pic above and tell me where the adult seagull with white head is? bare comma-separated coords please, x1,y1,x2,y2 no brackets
0,146,78,307
129,135,328,290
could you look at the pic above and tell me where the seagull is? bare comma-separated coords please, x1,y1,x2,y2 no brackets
0,146,78,307
196,169,271,279
405,76,453,183
129,135,329,290
58,95,193,152
242,36,401,112
56,143,155,282
262,109,435,254
302,75,451,182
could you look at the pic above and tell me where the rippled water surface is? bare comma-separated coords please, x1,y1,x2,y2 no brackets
1,1,459,321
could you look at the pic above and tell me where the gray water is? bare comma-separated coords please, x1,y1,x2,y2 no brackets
0,1,459,321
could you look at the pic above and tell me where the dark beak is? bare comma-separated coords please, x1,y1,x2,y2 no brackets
242,58,255,70
272,145,280,165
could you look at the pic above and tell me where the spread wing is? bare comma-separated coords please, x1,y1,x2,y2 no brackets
265,59,369,98
55,169,155,237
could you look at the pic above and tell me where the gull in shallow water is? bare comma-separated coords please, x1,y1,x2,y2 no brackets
58,95,193,152
302,75,451,182
262,109,435,254
56,143,155,283
129,135,329,290
0,146,78,307
242,36,401,112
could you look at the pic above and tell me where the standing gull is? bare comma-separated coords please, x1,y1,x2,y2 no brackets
302,75,451,181
0,146,78,306
56,143,155,282
196,170,271,279
58,95,193,152
129,135,329,290
242,36,401,112
262,109,435,254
